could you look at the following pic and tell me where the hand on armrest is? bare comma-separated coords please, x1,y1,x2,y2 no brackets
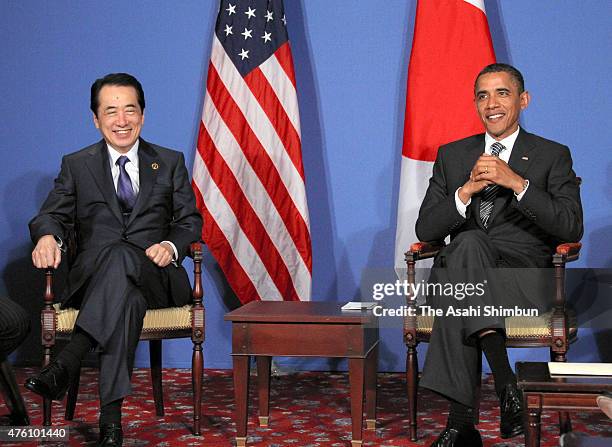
32,235,62,269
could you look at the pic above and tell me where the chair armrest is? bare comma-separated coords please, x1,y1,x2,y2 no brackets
187,242,205,343
41,268,57,349
42,268,55,305
550,242,581,332
189,241,203,261
188,242,204,310
405,241,445,262
553,242,582,265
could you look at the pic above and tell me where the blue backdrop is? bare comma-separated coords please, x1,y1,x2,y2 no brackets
1,1,611,371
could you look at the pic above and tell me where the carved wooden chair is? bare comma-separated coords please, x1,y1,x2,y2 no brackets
39,242,205,434
403,240,582,441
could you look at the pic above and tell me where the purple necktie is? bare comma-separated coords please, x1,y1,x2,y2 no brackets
116,156,137,212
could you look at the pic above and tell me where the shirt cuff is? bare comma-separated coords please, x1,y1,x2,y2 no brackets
454,188,470,218
515,180,530,201
161,240,178,261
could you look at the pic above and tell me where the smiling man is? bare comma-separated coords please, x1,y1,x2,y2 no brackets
415,64,583,446
26,73,202,446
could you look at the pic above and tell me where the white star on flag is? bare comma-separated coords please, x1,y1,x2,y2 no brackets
224,24,233,36
241,27,253,39
265,10,273,22
261,31,272,43
245,7,256,19
226,3,236,15
238,48,249,59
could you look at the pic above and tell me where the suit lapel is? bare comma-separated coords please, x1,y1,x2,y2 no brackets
127,139,159,227
488,128,539,226
84,141,124,224
507,128,537,176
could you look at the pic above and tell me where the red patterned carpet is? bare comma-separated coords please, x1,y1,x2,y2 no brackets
2,368,610,446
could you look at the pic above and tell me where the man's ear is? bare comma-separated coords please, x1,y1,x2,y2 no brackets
520,91,531,111
93,112,100,129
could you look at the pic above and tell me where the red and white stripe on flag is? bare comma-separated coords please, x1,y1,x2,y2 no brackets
394,0,496,271
192,0,312,303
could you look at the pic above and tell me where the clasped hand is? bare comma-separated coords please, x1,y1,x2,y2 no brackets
458,154,524,204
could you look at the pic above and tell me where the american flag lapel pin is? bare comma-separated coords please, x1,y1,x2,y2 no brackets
521,156,529,161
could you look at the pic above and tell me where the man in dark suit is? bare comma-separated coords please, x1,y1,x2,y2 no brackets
0,298,30,426
26,73,202,446
416,63,583,446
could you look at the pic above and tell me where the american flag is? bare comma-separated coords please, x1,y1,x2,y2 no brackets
192,0,312,303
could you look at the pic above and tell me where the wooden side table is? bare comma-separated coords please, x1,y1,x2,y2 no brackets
516,362,612,447
225,301,379,446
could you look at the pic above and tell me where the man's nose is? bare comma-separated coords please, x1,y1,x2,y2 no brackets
486,94,499,109
116,111,128,125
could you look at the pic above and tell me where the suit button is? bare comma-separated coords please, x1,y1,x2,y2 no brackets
122,234,129,241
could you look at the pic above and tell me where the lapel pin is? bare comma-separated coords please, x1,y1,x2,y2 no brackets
521,156,529,161
151,162,159,170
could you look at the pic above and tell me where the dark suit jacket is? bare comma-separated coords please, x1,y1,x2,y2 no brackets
415,129,583,267
29,139,203,308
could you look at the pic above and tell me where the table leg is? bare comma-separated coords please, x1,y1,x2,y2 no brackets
525,394,542,447
233,355,250,447
348,358,365,446
256,355,271,427
364,345,377,430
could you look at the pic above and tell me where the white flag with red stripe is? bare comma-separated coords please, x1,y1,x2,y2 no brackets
193,0,311,303
394,0,496,270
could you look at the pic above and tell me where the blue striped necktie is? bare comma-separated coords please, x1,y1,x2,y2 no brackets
479,142,506,227
116,155,137,212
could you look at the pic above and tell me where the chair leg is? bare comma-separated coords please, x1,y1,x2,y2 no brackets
558,412,572,434
192,339,204,436
0,359,29,424
43,346,52,426
64,365,81,421
406,346,418,441
149,340,164,417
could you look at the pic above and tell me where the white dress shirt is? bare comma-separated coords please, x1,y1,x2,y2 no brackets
107,142,140,194
454,126,528,218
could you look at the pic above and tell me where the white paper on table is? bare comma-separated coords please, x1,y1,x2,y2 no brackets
341,302,378,311
548,362,612,376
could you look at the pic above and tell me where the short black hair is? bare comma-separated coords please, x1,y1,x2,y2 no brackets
90,73,145,116
475,63,525,93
